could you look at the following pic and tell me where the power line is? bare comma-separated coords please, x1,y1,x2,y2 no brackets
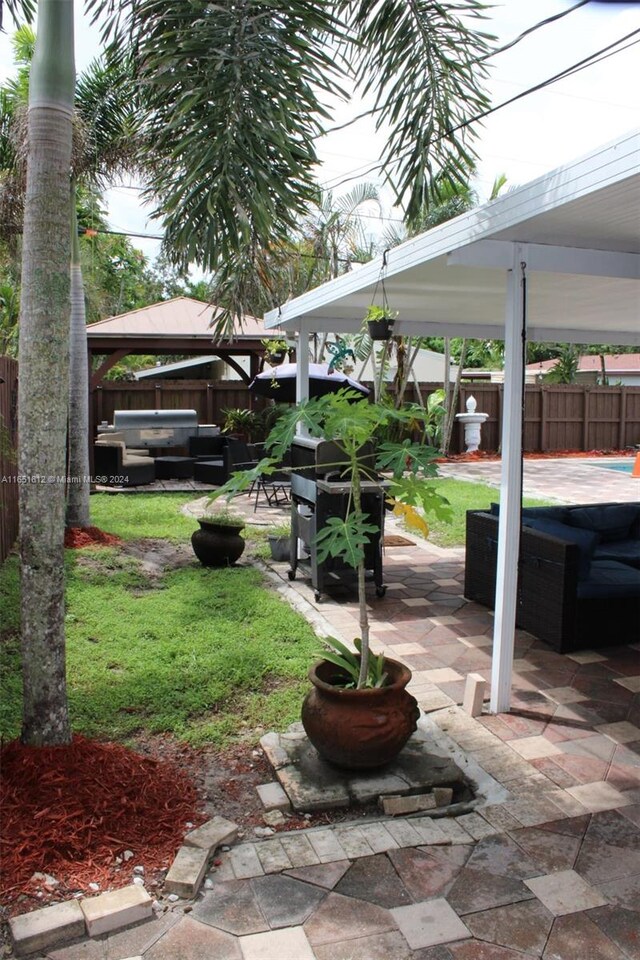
478,0,591,62
320,29,640,191
325,1,592,138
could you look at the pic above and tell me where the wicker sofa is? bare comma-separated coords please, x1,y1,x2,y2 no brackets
464,502,640,653
94,433,155,487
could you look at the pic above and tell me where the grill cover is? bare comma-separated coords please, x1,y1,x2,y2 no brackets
106,409,217,448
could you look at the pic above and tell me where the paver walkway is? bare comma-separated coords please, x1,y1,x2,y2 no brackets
29,459,640,959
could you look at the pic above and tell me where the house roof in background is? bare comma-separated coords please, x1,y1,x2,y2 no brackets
526,353,640,374
86,297,277,342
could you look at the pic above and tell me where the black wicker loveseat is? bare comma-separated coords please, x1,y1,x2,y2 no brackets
464,502,640,653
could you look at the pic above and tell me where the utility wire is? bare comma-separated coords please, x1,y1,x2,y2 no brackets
321,29,640,191
325,0,593,136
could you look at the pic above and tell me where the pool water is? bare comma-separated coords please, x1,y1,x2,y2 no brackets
590,460,634,474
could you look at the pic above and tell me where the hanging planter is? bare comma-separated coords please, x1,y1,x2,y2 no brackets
364,251,397,341
365,306,396,341
261,337,289,367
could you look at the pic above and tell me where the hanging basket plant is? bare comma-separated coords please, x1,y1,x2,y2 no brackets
365,305,396,341
364,251,397,341
261,337,289,366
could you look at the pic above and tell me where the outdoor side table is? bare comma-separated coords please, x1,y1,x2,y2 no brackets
154,456,195,480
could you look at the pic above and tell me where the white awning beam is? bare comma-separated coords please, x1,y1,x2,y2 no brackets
448,240,640,280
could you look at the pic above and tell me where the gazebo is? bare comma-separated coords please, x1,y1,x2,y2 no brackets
86,296,282,388
264,130,640,714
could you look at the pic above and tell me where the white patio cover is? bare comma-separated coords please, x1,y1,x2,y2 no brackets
265,130,640,713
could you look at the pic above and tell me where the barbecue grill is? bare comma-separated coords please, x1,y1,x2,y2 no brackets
287,435,388,602
99,410,219,449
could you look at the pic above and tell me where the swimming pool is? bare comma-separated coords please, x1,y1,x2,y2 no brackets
588,460,634,474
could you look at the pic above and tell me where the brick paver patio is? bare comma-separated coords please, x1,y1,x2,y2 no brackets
24,458,640,958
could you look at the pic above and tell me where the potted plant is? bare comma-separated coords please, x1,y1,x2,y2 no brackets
364,305,396,341
212,389,451,768
267,521,291,562
221,407,260,442
191,509,246,567
261,337,289,366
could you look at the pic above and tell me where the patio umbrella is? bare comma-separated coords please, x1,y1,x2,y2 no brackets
249,362,369,403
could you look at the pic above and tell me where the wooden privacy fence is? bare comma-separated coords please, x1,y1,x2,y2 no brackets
0,356,18,565
92,378,640,453
448,382,640,453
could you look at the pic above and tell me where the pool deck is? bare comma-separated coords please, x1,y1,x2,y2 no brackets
437,456,639,505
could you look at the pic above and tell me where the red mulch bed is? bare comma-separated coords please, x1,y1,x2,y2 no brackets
64,526,122,549
0,735,206,915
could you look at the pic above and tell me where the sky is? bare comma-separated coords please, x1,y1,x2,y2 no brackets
1,1,639,267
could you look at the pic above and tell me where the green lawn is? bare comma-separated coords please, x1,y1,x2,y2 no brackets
0,494,318,746
1,483,553,746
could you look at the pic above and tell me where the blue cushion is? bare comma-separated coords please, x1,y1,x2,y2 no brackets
578,560,640,600
521,506,570,523
594,540,640,569
568,504,640,543
522,517,599,580
491,503,570,523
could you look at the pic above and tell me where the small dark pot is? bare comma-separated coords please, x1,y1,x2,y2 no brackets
301,657,419,769
191,518,245,567
267,350,287,366
367,318,394,341
268,535,290,562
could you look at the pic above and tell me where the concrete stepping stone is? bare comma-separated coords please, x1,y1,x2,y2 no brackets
464,899,554,956
543,913,625,960
303,892,397,946
144,916,241,960
284,861,351,890
447,866,536,915
251,874,327,928
388,845,471,901
191,879,268,936
334,854,412,908
390,898,470,950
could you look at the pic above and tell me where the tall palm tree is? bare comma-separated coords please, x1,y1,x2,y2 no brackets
18,0,75,746
1,31,140,527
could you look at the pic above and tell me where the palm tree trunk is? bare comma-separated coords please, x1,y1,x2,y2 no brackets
18,0,74,746
66,186,91,528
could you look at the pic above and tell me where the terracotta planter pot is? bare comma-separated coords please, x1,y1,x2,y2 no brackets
301,657,419,769
191,518,245,567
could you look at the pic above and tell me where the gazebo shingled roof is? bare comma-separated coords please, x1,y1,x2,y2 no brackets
87,297,283,387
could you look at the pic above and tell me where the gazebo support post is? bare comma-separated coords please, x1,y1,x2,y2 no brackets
490,246,526,714
296,327,311,435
